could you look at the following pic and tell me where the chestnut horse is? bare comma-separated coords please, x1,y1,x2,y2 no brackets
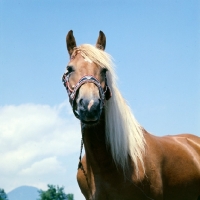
63,30,200,200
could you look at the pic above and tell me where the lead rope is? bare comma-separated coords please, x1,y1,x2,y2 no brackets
78,137,93,200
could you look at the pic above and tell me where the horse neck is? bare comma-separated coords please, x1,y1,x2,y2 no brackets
81,110,115,174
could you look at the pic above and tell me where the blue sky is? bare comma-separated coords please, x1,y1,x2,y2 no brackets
0,0,199,199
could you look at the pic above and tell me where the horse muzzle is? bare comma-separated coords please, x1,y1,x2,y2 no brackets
77,97,102,124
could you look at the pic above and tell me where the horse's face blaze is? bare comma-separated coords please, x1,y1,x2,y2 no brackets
67,53,106,124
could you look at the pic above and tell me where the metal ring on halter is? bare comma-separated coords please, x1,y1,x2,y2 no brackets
62,73,112,119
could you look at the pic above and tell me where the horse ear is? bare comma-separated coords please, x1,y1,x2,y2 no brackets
96,31,106,50
66,30,77,56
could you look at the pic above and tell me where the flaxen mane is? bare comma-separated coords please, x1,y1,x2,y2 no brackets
75,44,146,175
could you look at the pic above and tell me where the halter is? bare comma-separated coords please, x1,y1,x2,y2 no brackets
62,65,112,119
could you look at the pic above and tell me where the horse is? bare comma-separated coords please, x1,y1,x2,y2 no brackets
62,30,200,200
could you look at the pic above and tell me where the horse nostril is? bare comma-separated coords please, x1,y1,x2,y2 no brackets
78,97,102,114
79,99,83,106
79,98,87,110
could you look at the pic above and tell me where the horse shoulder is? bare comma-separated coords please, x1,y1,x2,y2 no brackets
158,133,200,180
144,133,200,199
142,133,165,197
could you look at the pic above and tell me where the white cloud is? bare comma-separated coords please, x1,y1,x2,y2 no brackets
0,102,84,199
19,157,66,176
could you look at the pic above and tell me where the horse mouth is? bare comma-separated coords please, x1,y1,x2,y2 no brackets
79,112,101,125
80,118,99,125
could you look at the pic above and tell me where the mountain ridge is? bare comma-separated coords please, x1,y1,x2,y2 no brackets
8,185,39,200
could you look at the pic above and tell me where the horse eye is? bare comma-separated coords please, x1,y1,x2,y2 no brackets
101,68,108,74
67,66,74,73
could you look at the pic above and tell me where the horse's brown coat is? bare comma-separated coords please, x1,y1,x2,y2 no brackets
65,30,200,200
77,122,200,200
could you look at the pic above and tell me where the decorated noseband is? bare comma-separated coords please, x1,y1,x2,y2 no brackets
62,71,112,119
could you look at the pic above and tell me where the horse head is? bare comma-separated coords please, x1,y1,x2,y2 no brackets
63,30,111,124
